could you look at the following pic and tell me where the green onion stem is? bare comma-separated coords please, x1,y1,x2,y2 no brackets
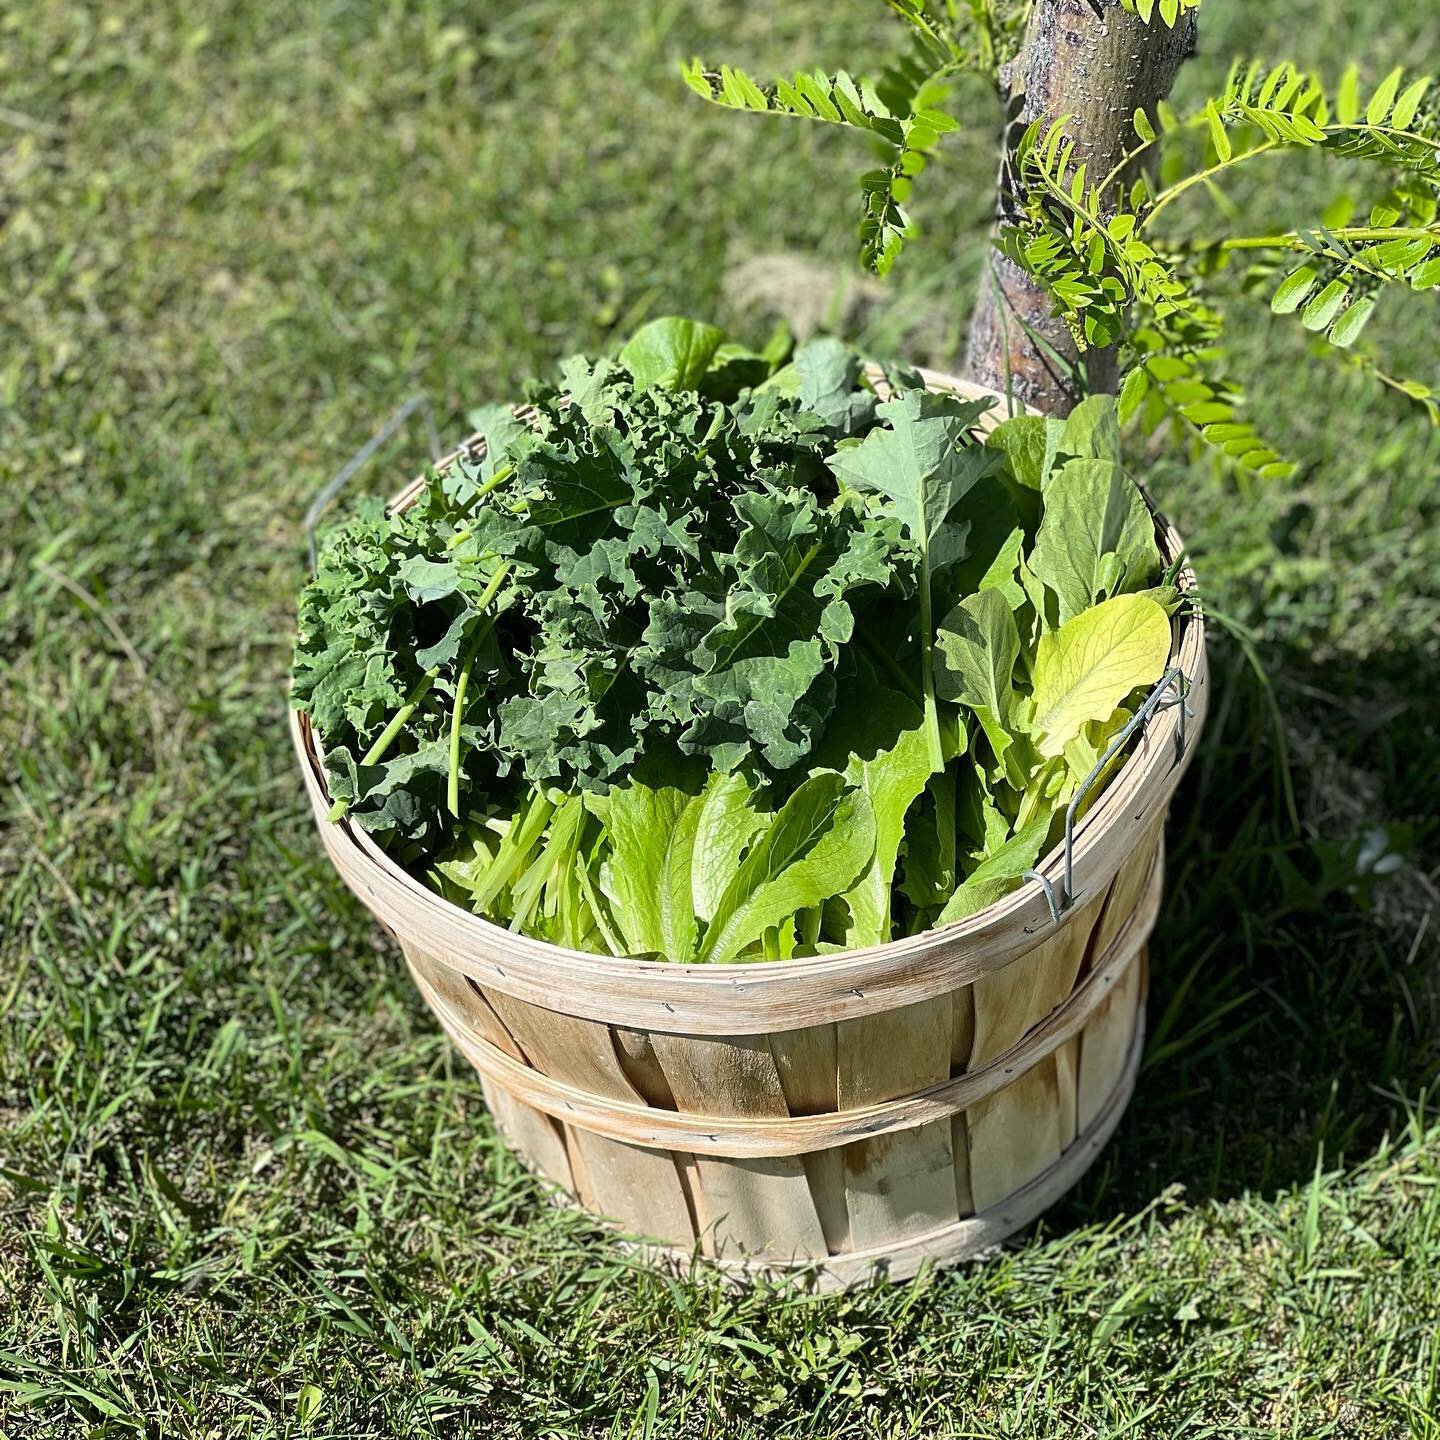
449,462,516,537
327,665,440,821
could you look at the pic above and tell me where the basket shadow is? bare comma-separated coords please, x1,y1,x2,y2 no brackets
1047,633,1439,1227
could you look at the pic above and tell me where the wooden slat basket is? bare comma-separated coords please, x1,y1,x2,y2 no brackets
291,370,1208,1290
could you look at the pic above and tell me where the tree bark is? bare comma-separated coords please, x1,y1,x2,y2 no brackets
963,0,1197,414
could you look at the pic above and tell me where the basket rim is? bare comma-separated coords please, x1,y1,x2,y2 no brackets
292,368,1207,1031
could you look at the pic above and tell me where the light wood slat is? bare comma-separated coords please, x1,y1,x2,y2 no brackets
1054,1036,1080,1152
1078,946,1146,1133
963,892,1105,1210
969,890,1105,1068
952,1114,975,1217
627,1013,1145,1291
951,987,976,1074
567,1128,697,1248
768,1025,837,1114
480,988,641,1103
672,1153,711,1255
612,1027,678,1108
649,1035,790,1118
408,949,525,1061
650,1034,826,1257
965,1057,1065,1213
413,876,1156,1158
836,998,957,1249
1090,826,1164,964
480,1076,575,1192
767,1025,848,1253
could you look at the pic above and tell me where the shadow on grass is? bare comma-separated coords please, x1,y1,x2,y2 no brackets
1055,634,1440,1224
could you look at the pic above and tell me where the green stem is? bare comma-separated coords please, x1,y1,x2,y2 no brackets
575,858,626,957
1220,224,1437,251
450,462,515,533
918,558,944,774
860,631,922,702
327,666,439,821
446,562,514,818
798,906,822,954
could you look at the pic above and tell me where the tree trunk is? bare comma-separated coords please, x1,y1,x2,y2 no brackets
963,0,1197,414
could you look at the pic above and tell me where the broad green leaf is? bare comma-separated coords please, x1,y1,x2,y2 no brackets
619,316,726,390
1055,395,1123,468
899,768,959,912
828,388,998,769
986,415,1047,491
696,774,877,963
600,783,701,960
828,391,997,548
1028,594,1172,757
936,811,1052,925
1061,705,1136,821
1028,459,1161,624
642,489,897,774
690,771,767,923
975,525,1027,610
794,337,878,435
934,589,1022,778
817,688,931,947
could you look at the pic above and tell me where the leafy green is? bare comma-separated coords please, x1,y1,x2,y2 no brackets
1029,458,1162,624
1028,594,1172,757
934,588,1022,780
828,389,998,771
618,315,726,391
816,688,932,947
599,782,700,961
293,320,1178,962
936,811,1052,925
695,772,876,963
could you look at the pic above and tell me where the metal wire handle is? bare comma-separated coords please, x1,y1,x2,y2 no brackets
304,393,441,570
1023,664,1191,927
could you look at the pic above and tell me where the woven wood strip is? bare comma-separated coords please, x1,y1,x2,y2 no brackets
623,975,1148,1290
408,849,1160,1159
291,367,1206,1036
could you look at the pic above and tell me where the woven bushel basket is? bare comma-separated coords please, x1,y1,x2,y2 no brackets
292,367,1208,1289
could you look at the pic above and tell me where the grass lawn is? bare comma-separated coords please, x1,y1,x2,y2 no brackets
3,1,1439,1434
